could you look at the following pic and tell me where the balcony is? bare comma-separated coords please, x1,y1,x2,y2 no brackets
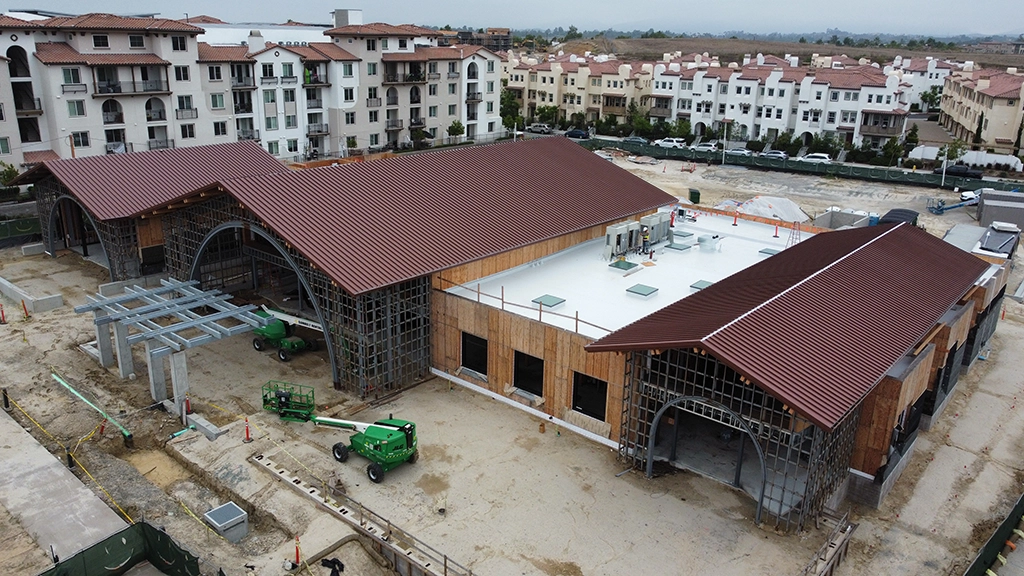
260,76,278,85
95,81,123,94
93,80,170,96
237,129,260,141
366,97,382,107
383,73,426,84
234,104,253,114
175,108,198,120
860,124,903,136
410,94,422,104
280,75,298,84
15,98,42,116
146,109,166,122
467,72,478,80
410,117,425,128
467,112,478,121
386,96,399,106
447,71,460,79
427,72,441,80
603,105,627,115
102,111,124,124
649,107,672,118
385,119,404,130
231,77,255,89
303,72,329,87
147,138,174,150
306,123,329,135
61,83,87,94
307,99,323,109
466,92,483,103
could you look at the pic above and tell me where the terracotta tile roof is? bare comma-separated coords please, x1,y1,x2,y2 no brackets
21,150,59,164
979,72,1024,98
11,141,289,221
179,15,225,24
34,13,203,33
0,15,36,28
587,223,989,432
381,45,481,62
197,43,253,63
211,137,676,295
325,22,436,37
899,58,955,72
811,67,888,89
279,42,359,62
33,42,169,66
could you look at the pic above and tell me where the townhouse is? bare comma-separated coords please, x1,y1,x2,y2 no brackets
885,55,957,111
939,66,1024,154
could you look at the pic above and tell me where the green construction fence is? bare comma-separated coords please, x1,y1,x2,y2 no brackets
963,492,1024,576
0,216,41,240
37,522,200,576
575,139,1024,193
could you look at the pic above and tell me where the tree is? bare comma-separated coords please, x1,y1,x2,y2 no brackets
669,118,692,140
905,123,920,148
972,112,984,149
1013,118,1023,157
447,120,465,141
0,161,18,185
535,105,559,124
500,88,524,131
410,128,429,150
563,25,582,41
881,136,903,165
798,37,807,43
938,139,968,166
919,86,941,112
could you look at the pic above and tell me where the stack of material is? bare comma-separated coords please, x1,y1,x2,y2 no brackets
715,196,808,222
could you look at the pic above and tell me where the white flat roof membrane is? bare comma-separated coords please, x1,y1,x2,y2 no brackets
446,211,811,339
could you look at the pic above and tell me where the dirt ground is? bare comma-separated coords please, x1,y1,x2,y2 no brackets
0,161,1020,575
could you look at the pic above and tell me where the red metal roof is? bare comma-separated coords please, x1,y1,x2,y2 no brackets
216,137,676,295
587,223,990,432
34,13,204,33
34,42,169,66
22,150,59,164
13,141,289,221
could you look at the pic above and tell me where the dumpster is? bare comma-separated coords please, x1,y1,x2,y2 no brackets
689,188,701,204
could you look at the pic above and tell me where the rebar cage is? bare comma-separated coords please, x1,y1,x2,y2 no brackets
620,347,858,532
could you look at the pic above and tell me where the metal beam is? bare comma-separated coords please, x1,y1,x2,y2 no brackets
95,290,226,325
125,305,257,345
73,280,198,313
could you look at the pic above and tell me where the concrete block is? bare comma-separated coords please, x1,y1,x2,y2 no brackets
97,273,169,297
20,243,45,256
187,413,225,440
845,437,918,509
29,293,63,313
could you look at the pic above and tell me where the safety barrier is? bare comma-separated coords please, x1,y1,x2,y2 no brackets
963,492,1024,576
576,139,1024,192
37,521,200,576
0,216,40,240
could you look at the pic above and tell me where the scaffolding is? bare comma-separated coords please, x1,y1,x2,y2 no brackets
160,194,432,396
620,347,858,532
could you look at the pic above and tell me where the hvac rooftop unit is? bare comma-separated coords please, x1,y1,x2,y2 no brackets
605,222,629,259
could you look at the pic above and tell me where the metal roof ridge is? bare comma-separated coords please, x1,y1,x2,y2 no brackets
703,223,903,342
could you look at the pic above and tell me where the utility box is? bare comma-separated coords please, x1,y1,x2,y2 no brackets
203,502,248,543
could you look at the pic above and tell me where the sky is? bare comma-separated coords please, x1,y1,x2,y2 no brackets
16,0,1024,37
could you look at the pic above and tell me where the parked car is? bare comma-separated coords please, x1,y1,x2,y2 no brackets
725,147,753,157
653,137,688,149
621,136,650,145
934,164,983,178
692,142,719,153
759,150,788,160
798,153,832,163
526,123,552,134
961,188,994,202
565,128,590,139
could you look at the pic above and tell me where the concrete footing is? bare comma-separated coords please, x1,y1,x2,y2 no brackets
0,275,63,313
845,437,918,509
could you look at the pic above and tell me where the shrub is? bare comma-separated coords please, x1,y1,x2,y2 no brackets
867,157,891,166
746,140,766,152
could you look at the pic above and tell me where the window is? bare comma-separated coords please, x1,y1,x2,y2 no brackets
381,38,389,50
129,35,144,48
0,137,9,155
778,89,785,98
572,372,607,421
488,121,495,132
172,36,187,51
267,141,279,154
448,83,457,95
63,68,81,84
718,103,726,114
67,100,86,117
461,332,488,376
285,114,297,128
487,81,494,93
841,111,856,123
744,86,751,95
802,110,810,121
263,90,276,104
776,108,783,119
827,111,836,123
830,91,839,101
71,131,90,147
177,95,193,109
720,84,727,94
210,94,224,109
343,63,353,77
282,89,295,103
428,127,437,138
487,60,495,73
345,112,355,124
265,116,278,130
448,104,456,115
398,38,407,49
344,87,354,101
262,63,274,78
369,110,378,122
735,86,742,95
844,92,852,101
367,87,378,99
180,124,195,139
486,101,494,112
366,39,376,51
369,133,379,146
287,139,298,152
851,92,858,101
174,66,190,81
429,84,437,96
208,65,222,81
450,62,459,73
815,91,822,100
93,35,109,48
281,63,293,78
706,84,713,93
885,95,892,104
428,105,437,117
213,121,227,136
513,351,544,397
367,63,377,76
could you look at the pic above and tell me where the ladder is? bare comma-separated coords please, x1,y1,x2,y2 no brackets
786,221,802,249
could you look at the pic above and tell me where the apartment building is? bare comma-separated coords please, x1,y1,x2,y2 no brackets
885,55,957,111
939,67,1024,154
0,9,504,167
